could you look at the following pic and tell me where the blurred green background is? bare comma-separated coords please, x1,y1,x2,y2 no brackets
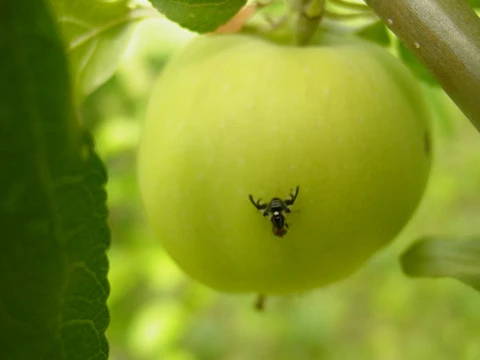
82,18,480,360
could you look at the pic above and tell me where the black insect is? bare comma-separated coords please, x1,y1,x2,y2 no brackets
249,186,300,237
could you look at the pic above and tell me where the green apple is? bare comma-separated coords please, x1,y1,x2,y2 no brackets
138,33,431,294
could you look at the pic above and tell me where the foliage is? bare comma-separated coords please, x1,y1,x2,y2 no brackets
470,0,480,8
149,0,247,32
356,21,390,46
0,0,109,359
49,0,153,100
402,237,480,290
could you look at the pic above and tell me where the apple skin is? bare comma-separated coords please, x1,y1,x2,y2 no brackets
138,33,431,294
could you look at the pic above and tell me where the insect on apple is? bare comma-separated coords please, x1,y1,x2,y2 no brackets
138,33,431,294
249,186,300,237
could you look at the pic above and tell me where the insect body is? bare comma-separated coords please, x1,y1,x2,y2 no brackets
249,186,300,237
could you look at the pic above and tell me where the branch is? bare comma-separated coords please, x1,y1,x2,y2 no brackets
366,0,480,130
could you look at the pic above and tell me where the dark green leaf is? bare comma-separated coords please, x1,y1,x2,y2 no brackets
398,41,439,86
356,21,390,46
149,0,246,32
401,237,480,291
50,0,153,100
469,0,480,8
0,1,110,359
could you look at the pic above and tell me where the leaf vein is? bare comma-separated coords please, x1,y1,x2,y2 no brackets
68,8,158,51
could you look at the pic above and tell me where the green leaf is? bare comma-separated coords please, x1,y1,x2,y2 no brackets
469,0,480,8
401,237,480,291
398,41,439,86
0,1,110,359
356,21,390,46
50,0,153,100
149,0,246,32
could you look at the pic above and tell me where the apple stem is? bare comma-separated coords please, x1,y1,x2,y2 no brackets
288,0,326,45
254,293,267,311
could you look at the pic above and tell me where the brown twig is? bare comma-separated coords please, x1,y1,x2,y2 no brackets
366,0,480,128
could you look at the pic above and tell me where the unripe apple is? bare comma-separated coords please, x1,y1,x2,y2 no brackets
138,33,431,294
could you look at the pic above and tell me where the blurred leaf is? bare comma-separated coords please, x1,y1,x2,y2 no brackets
398,41,439,86
356,21,390,46
0,1,110,359
50,0,154,100
469,0,480,8
401,237,480,291
149,0,246,32
422,85,455,137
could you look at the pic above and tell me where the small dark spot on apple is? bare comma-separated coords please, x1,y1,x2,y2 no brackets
424,131,431,156
254,293,266,311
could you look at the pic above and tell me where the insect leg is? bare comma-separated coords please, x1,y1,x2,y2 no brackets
285,185,300,205
249,194,267,210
